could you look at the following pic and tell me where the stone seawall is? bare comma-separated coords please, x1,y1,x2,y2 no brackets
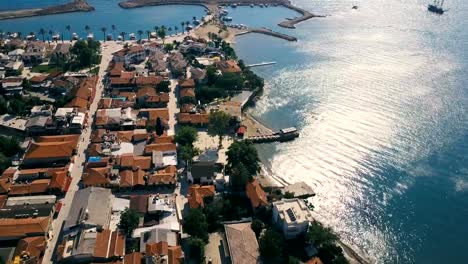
0,0,94,20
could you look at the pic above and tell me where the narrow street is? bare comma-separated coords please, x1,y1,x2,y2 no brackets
42,41,122,263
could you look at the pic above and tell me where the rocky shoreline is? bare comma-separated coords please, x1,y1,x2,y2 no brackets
0,0,94,20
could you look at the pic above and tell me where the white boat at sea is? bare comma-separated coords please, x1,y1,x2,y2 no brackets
106,34,113,41
72,32,79,40
129,33,136,40
52,34,60,41
223,16,233,22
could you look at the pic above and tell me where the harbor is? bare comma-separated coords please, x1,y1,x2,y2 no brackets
236,27,298,41
0,0,94,20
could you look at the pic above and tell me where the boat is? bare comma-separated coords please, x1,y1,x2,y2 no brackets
106,34,113,41
26,33,36,41
10,32,18,39
150,32,157,38
117,35,123,41
52,34,60,41
72,32,79,40
186,25,193,31
129,33,136,40
223,16,233,22
428,0,445,14
250,4,254,7
352,5,359,9
193,20,200,25
260,4,265,8
231,3,237,8
87,33,94,40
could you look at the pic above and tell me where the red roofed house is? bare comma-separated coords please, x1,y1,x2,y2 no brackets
22,135,79,168
187,185,215,209
246,179,268,209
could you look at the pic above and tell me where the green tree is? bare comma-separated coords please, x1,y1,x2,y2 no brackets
111,24,116,40
183,208,208,242
251,219,264,238
156,80,170,93
187,237,205,263
0,136,20,157
230,163,250,187
179,96,197,105
288,256,301,264
175,126,198,146
101,27,107,42
155,117,164,136
259,229,284,264
157,27,166,44
284,191,295,199
0,153,11,175
66,25,71,40
226,140,260,177
317,243,348,264
146,30,151,41
306,221,339,248
137,30,143,42
207,111,231,148
215,72,243,90
179,145,200,165
0,96,7,115
39,28,46,42
119,208,140,237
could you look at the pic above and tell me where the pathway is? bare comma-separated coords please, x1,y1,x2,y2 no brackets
42,41,122,263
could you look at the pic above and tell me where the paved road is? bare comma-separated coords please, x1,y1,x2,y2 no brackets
42,42,122,263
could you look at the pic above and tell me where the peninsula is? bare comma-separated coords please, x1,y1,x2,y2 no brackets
0,0,94,21
118,0,324,28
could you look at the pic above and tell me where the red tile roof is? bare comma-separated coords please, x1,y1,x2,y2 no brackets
82,166,111,187
246,179,268,208
124,252,143,264
135,76,163,87
187,185,215,209
146,241,168,256
0,216,50,238
179,88,195,98
177,113,209,125
147,166,177,185
144,143,176,155
178,78,195,88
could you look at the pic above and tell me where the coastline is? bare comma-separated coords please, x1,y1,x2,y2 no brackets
0,0,94,21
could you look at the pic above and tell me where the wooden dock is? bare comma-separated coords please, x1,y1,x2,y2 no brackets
247,127,299,143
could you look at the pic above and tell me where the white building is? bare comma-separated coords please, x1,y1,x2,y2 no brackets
272,198,313,239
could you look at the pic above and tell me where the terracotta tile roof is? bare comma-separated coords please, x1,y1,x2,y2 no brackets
49,169,68,191
119,169,145,188
179,88,195,98
9,179,51,196
146,241,168,256
137,86,157,98
146,93,169,104
119,91,136,101
1,167,17,179
99,98,113,109
109,62,124,77
306,257,324,264
180,103,195,113
130,195,148,214
178,78,195,88
139,108,169,121
110,77,133,86
91,129,107,143
147,166,177,185
25,141,74,160
216,59,242,74
124,252,143,264
87,143,102,156
168,245,184,264
117,131,134,143
187,185,215,209
82,166,111,187
144,143,176,155
35,134,80,143
14,236,46,263
30,75,48,83
177,113,209,125
246,179,268,208
135,76,163,87
94,229,112,258
94,230,125,258
0,216,50,238
118,154,151,170
120,71,135,79
0,195,7,207
66,96,88,109
151,135,174,144
132,132,149,142
0,179,11,194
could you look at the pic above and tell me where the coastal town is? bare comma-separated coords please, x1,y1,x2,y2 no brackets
0,3,353,264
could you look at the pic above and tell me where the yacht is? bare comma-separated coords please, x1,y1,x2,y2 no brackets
87,33,94,40
52,34,60,41
428,0,445,14
223,16,233,22
72,33,79,40
26,33,36,41
106,34,113,41
129,33,136,40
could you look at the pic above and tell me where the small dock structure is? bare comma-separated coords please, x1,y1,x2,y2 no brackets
248,127,299,143
246,61,277,68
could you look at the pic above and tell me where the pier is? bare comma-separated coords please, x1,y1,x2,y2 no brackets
0,0,94,20
247,127,299,143
246,61,277,68
236,28,297,41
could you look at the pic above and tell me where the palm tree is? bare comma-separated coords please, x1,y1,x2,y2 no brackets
146,30,151,41
85,25,90,33
137,30,143,42
154,26,159,33
180,22,185,32
120,32,126,41
48,30,53,41
39,28,46,42
0,30,3,41
111,24,116,41
174,26,179,32
17,32,22,40
193,16,197,21
66,25,71,40
185,21,191,31
101,27,107,42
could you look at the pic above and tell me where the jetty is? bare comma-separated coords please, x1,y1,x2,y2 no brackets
278,3,325,28
0,0,94,20
236,28,297,41
248,127,299,143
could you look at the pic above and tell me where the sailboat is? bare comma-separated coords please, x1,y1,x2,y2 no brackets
428,0,445,14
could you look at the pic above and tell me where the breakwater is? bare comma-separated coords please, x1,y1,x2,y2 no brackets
119,0,323,27
0,0,94,20
236,28,297,41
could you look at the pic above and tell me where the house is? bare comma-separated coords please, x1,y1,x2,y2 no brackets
130,195,149,214
138,227,179,253
5,60,24,75
223,221,260,264
12,236,46,264
177,113,209,126
136,86,169,107
272,198,313,239
30,105,54,117
64,187,114,230
1,77,23,96
0,216,51,240
179,88,195,98
58,228,125,263
81,165,114,188
167,52,187,74
147,165,177,186
178,78,195,89
246,179,268,209
135,76,163,87
25,116,51,135
190,67,206,83
187,185,215,209
23,42,47,64
51,43,71,61
137,108,169,128
113,45,145,65
188,161,216,184
145,241,184,264
8,48,25,61
22,135,79,168
119,168,146,188
116,154,152,170
216,59,242,74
